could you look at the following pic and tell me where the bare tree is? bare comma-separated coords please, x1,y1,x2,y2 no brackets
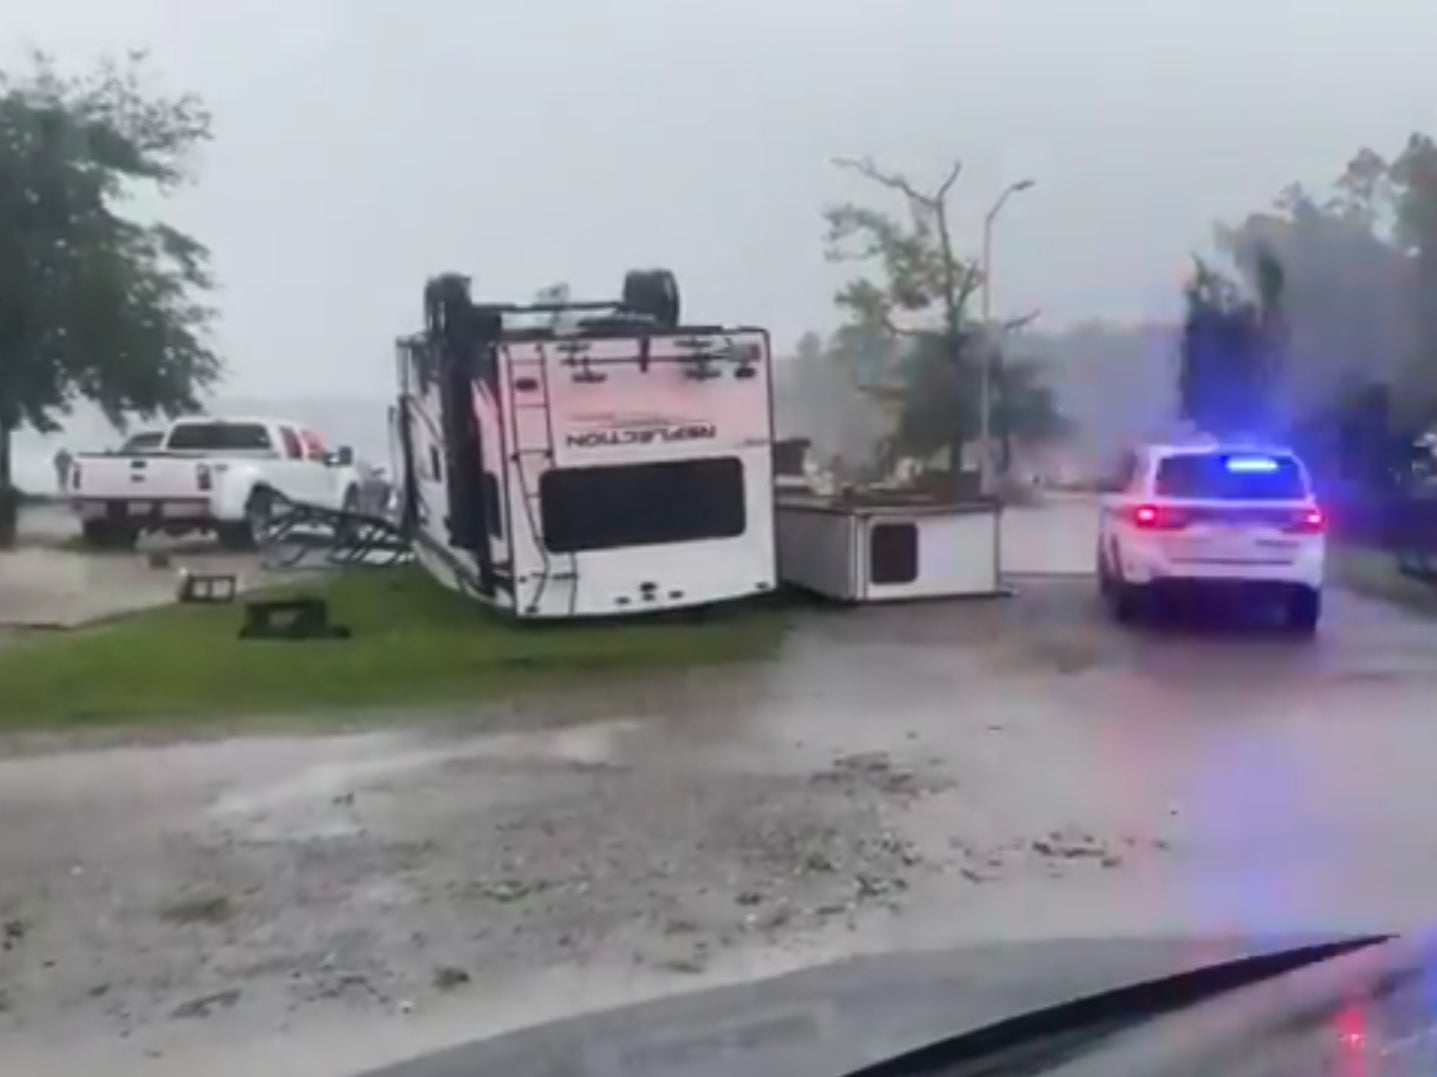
826,156,977,344
823,156,1048,485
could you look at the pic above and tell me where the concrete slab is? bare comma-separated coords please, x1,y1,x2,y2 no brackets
0,502,306,627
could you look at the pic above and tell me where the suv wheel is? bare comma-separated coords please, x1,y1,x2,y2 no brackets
1286,586,1321,635
1112,583,1145,624
1096,545,1113,597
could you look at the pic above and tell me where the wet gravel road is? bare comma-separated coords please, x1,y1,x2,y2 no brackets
3,499,1437,1075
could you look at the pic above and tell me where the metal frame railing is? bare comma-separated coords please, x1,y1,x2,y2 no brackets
253,490,413,572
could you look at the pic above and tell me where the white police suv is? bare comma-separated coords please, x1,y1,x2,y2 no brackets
1096,438,1325,631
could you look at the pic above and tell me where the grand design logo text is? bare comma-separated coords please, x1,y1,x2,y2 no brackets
565,423,717,449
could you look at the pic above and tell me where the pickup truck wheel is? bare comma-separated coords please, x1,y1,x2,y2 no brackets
244,487,277,546
218,488,271,551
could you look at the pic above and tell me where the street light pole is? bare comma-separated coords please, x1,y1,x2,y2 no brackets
977,178,1035,496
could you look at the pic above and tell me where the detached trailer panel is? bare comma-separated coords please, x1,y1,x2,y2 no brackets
776,498,1001,602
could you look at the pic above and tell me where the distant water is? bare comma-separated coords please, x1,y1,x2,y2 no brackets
10,449,56,496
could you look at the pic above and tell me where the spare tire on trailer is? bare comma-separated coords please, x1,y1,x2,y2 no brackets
424,273,472,334
622,269,681,328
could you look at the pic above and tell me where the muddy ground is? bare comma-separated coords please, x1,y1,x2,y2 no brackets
0,502,303,629
5,499,1437,1075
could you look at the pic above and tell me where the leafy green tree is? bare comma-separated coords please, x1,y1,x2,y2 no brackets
1177,247,1286,437
822,156,1063,480
1218,179,1413,429
0,53,219,543
795,330,823,363
1389,135,1437,402
992,356,1070,469
822,156,984,474
1216,136,1437,429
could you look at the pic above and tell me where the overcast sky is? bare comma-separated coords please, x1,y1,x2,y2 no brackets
3,0,1436,398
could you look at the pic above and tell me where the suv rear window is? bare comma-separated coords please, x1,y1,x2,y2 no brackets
166,422,273,452
1154,452,1308,500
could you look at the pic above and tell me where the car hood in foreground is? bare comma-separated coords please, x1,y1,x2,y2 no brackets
359,932,1375,1077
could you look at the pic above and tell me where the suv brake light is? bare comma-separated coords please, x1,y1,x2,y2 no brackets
1129,503,1189,531
1284,507,1324,534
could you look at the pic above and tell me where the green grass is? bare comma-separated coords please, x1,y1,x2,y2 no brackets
0,568,790,729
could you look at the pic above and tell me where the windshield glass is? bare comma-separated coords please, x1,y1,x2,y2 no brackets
121,431,162,453
1154,452,1308,500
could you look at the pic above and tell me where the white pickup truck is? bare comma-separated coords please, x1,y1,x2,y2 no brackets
68,416,364,549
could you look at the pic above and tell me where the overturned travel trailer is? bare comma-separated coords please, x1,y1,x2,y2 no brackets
391,270,777,618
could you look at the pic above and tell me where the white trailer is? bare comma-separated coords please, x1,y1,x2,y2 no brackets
391,271,777,619
776,492,1003,602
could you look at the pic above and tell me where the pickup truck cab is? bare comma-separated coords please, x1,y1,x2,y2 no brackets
69,416,362,549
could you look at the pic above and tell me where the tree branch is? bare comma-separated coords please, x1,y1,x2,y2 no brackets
936,157,963,199
832,155,933,207
954,260,984,312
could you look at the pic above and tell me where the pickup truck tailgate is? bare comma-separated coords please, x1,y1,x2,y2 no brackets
74,455,210,501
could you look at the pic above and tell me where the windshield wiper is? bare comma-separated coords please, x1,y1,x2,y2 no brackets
841,935,1391,1077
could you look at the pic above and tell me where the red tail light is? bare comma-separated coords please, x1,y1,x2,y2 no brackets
1285,506,1324,534
196,463,212,492
1129,503,1189,530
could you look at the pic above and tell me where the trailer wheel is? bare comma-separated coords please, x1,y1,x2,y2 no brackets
621,269,681,328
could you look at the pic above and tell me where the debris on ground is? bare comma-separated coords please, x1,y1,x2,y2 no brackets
158,892,234,925
170,988,241,1020
2,918,26,951
0,739,963,1041
432,966,470,991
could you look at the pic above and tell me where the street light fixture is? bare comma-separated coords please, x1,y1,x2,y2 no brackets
977,178,1036,497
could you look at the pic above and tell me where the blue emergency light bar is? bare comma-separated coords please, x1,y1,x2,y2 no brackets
1225,455,1280,473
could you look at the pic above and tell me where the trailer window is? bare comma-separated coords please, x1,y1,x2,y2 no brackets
870,522,918,585
539,458,745,552
166,422,273,452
